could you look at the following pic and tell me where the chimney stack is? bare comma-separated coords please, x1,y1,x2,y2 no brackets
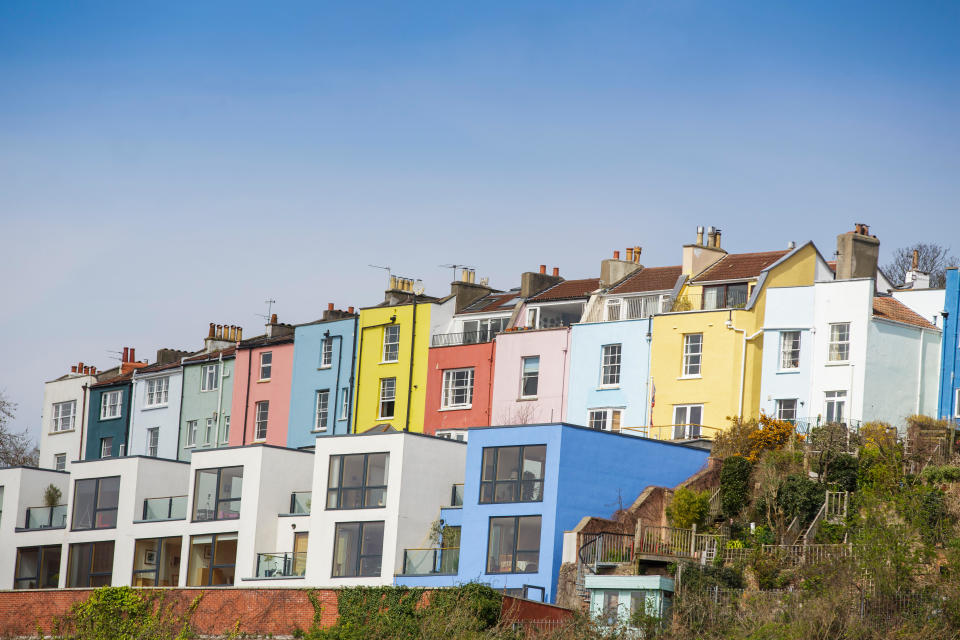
835,223,880,281
682,225,727,276
521,264,563,297
129,348,136,362
912,249,919,271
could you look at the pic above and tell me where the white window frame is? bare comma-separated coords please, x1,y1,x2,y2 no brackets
340,388,350,420
144,376,170,407
55,453,66,471
255,401,269,440
221,415,231,444
672,404,703,439
378,378,396,420
314,390,330,432
682,334,703,378
600,344,622,387
205,418,215,444
52,400,76,432
147,427,159,457
321,339,333,368
605,298,622,321
828,323,850,362
100,437,113,458
186,420,198,447
382,325,400,363
200,364,219,392
779,331,801,370
825,390,847,424
100,390,122,420
259,352,273,381
526,307,540,329
588,408,622,432
775,399,798,422
520,356,540,399
441,368,475,410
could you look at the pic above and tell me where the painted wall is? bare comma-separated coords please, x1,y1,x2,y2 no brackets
423,342,496,434
39,373,96,470
939,268,960,421
178,352,234,461
758,286,815,419
229,341,295,447
892,288,946,330
0,467,69,588
490,329,571,425
567,318,652,432
288,317,357,447
129,369,183,460
84,381,132,460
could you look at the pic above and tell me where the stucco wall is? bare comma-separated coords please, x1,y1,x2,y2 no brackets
758,286,815,419
423,342,496,434
85,382,132,460
178,355,234,461
39,374,95,470
129,370,183,459
0,467,69,588
229,343,295,447
490,329,571,426
938,269,960,420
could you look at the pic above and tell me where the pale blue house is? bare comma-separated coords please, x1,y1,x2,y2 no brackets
939,268,960,422
287,309,358,448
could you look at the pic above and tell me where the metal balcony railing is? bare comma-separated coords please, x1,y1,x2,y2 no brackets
141,496,187,521
450,483,464,507
670,291,749,312
431,330,501,348
289,491,312,515
255,551,307,578
23,505,67,529
400,548,460,575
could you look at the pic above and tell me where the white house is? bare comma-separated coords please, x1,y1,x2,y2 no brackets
0,466,69,589
38,364,100,472
128,360,185,460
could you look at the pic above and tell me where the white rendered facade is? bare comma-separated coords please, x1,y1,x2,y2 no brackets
0,467,70,588
39,371,97,471
129,365,184,460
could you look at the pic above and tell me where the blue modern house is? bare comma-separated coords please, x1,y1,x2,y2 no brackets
287,308,358,448
395,423,709,603
939,268,960,422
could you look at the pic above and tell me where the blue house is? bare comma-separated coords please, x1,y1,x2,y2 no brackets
85,373,134,460
939,268,960,422
287,309,358,447
394,423,709,603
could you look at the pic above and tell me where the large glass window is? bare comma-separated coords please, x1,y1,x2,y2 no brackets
193,466,243,521
187,533,237,586
480,445,546,504
332,521,384,578
486,515,541,574
144,377,170,407
829,323,850,362
378,378,396,419
255,400,269,440
327,453,389,509
600,344,621,386
131,537,182,587
100,390,122,420
682,334,702,377
520,357,540,398
462,317,507,342
67,541,114,587
14,546,61,589
259,352,273,380
673,405,703,439
702,283,749,310
780,331,801,369
72,476,120,530
52,400,76,432
201,364,219,391
382,325,400,362
315,390,330,432
442,368,474,409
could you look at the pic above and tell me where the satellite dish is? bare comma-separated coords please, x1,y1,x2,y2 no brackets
413,279,425,295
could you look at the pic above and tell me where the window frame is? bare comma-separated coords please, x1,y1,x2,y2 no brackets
779,331,801,370
485,515,542,575
187,532,237,587
221,415,231,444
14,545,61,589
71,476,121,531
326,452,389,510
54,453,66,471
192,466,243,522
682,333,703,378
147,427,159,457
131,536,182,587
441,368,475,410
588,408,623,432
186,420,198,447
340,388,350,420
254,400,269,440
52,400,76,432
100,437,113,459
775,399,798,422
701,283,749,310
314,390,330,432
200,364,219,392
66,541,114,588
378,378,396,420
672,404,703,439
600,344,622,387
144,376,170,407
100,390,123,420
605,298,622,321
382,325,400,363
479,445,546,504
259,352,273,381
828,322,851,362
331,521,385,578
825,390,847,423
321,339,334,368
520,356,540,399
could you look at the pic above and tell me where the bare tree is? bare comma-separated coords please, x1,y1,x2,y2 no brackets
883,242,958,288
0,392,38,468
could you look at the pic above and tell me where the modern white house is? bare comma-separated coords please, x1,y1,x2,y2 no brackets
38,364,100,472
129,361,186,460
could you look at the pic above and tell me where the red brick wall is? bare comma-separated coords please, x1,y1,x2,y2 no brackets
501,595,575,622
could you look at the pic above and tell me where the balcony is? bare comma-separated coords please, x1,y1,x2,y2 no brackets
141,496,187,521
255,552,307,578
400,548,460,576
22,505,67,530
670,290,749,312
289,491,311,515
450,483,464,507
431,330,500,348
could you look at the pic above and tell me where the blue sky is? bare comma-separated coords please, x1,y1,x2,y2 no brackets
1,1,958,443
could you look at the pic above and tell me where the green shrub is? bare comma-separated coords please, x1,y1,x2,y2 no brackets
824,453,858,492
50,586,198,640
719,455,752,519
667,487,710,529
776,474,825,526
921,465,960,485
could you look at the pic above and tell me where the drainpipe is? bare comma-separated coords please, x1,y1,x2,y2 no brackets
347,316,359,434
487,339,496,425
242,349,252,446
915,328,925,415
215,351,224,443
726,314,763,419
126,371,136,457
405,298,418,432
324,330,343,434
645,319,653,430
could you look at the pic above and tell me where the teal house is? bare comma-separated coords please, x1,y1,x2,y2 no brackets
585,574,674,627
85,373,134,460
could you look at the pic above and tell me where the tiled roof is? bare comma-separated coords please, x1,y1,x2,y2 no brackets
826,260,837,272
609,266,683,294
135,359,187,375
529,278,601,302
238,333,295,349
90,372,133,388
459,292,522,315
872,296,937,329
692,250,791,283
183,347,237,363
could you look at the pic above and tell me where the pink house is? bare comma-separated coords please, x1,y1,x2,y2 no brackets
490,327,571,425
229,316,296,447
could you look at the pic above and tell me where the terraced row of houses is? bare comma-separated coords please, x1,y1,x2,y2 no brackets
2,223,958,604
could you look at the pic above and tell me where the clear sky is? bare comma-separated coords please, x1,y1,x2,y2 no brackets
1,1,958,444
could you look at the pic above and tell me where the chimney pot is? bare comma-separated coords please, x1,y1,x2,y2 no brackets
912,249,919,270
122,347,129,363
634,246,642,262
79,361,84,371
696,226,705,245
552,267,560,277
626,248,634,262
270,313,278,324
71,365,77,373
327,302,335,311
208,323,215,338
348,306,355,314
129,348,136,362
714,230,722,248
237,327,243,341
539,264,546,275
613,250,620,260
91,366,96,374
83,366,89,374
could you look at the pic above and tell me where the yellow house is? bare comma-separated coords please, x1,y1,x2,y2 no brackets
352,278,456,433
648,229,824,440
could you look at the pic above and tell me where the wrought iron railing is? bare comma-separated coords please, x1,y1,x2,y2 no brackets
255,551,307,578
431,330,501,348
141,496,187,521
24,505,67,529
289,491,312,514
636,524,725,561
450,483,464,507
578,532,634,567
400,548,460,575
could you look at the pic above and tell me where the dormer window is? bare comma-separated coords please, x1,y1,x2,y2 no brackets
605,298,621,321
702,284,749,310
